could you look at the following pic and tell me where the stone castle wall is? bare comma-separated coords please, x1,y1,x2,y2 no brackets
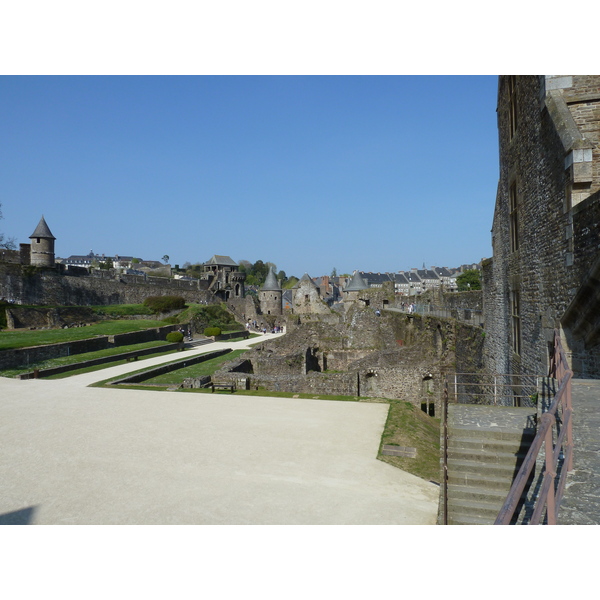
484,75,600,379
0,263,213,306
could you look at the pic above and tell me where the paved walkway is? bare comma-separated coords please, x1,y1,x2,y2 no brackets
559,379,600,525
0,333,439,525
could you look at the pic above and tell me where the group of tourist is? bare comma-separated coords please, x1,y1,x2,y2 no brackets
178,327,193,341
400,302,416,314
246,320,285,335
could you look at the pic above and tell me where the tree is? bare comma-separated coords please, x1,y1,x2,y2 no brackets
456,269,481,291
283,276,299,289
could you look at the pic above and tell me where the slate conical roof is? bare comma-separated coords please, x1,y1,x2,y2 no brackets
262,267,281,291
30,216,56,240
344,271,369,292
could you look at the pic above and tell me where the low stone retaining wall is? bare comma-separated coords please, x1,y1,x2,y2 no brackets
214,330,248,342
17,342,183,379
109,348,232,385
210,370,360,397
0,324,182,370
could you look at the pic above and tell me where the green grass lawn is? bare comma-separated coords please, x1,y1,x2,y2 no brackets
90,304,154,317
0,319,170,351
378,399,441,483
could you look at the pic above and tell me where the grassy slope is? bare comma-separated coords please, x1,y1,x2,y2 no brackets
378,399,441,483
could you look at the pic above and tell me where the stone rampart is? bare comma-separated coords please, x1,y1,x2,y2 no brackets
5,306,100,329
0,263,213,306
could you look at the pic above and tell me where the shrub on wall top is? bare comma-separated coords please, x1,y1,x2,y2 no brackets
204,326,221,337
166,331,184,343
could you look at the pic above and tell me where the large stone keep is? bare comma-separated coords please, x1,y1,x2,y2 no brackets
484,75,600,378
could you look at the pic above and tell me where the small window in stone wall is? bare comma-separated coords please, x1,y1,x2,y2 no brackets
509,181,519,253
511,289,521,355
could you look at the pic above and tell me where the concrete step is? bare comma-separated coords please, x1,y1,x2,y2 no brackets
447,446,529,466
447,470,516,492
448,435,533,454
448,424,536,443
447,512,496,525
447,457,520,477
448,483,512,505
447,497,506,522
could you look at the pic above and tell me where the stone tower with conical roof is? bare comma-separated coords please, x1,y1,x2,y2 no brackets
259,267,282,316
343,270,369,301
29,216,56,267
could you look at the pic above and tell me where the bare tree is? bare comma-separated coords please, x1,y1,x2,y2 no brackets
0,203,16,250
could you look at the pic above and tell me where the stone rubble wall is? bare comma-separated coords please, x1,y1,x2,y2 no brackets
210,309,486,411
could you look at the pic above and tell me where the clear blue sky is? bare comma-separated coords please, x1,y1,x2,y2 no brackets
0,75,499,278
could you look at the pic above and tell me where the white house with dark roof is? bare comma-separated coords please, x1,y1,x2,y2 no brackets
399,270,423,295
432,266,457,291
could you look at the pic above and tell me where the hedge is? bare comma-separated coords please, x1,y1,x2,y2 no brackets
203,327,221,337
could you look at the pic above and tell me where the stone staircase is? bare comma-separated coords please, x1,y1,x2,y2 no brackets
444,404,538,525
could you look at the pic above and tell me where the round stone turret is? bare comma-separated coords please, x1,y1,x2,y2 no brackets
29,216,56,267
343,271,369,301
259,267,282,315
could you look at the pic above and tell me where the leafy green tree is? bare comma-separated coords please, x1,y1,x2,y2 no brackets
283,276,299,289
456,269,481,291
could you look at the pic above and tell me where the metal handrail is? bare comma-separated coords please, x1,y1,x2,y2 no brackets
442,377,450,525
494,330,573,524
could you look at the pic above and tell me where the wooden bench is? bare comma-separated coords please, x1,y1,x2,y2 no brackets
125,355,139,363
210,382,236,393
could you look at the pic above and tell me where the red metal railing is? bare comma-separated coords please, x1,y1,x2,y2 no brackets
494,330,574,524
